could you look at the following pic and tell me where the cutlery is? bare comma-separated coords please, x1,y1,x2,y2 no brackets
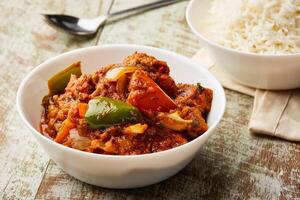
43,0,184,36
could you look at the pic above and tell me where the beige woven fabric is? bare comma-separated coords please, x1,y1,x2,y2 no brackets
193,49,300,142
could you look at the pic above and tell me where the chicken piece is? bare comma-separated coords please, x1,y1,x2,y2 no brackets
65,74,95,101
123,52,177,97
179,106,208,138
123,52,170,74
175,83,213,118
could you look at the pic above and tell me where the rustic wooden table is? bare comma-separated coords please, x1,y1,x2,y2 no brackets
0,0,299,199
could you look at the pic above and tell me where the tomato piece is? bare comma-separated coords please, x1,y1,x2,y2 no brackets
54,118,76,144
77,103,88,118
127,70,176,113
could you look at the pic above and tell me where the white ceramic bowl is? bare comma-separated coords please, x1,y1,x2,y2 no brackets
17,44,226,188
186,0,300,90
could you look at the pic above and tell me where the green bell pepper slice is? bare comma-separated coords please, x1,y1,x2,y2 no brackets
48,61,82,95
85,97,142,129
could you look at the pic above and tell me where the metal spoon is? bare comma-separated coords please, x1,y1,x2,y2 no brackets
43,0,184,36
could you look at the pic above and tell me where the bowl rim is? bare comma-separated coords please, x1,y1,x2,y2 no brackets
186,0,300,58
16,44,226,159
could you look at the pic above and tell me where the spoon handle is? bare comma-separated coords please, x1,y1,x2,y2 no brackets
108,0,184,18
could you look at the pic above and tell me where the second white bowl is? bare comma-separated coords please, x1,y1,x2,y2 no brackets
186,0,300,90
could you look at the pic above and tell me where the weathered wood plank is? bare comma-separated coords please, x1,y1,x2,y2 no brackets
28,0,300,199
99,0,200,57
0,0,112,199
